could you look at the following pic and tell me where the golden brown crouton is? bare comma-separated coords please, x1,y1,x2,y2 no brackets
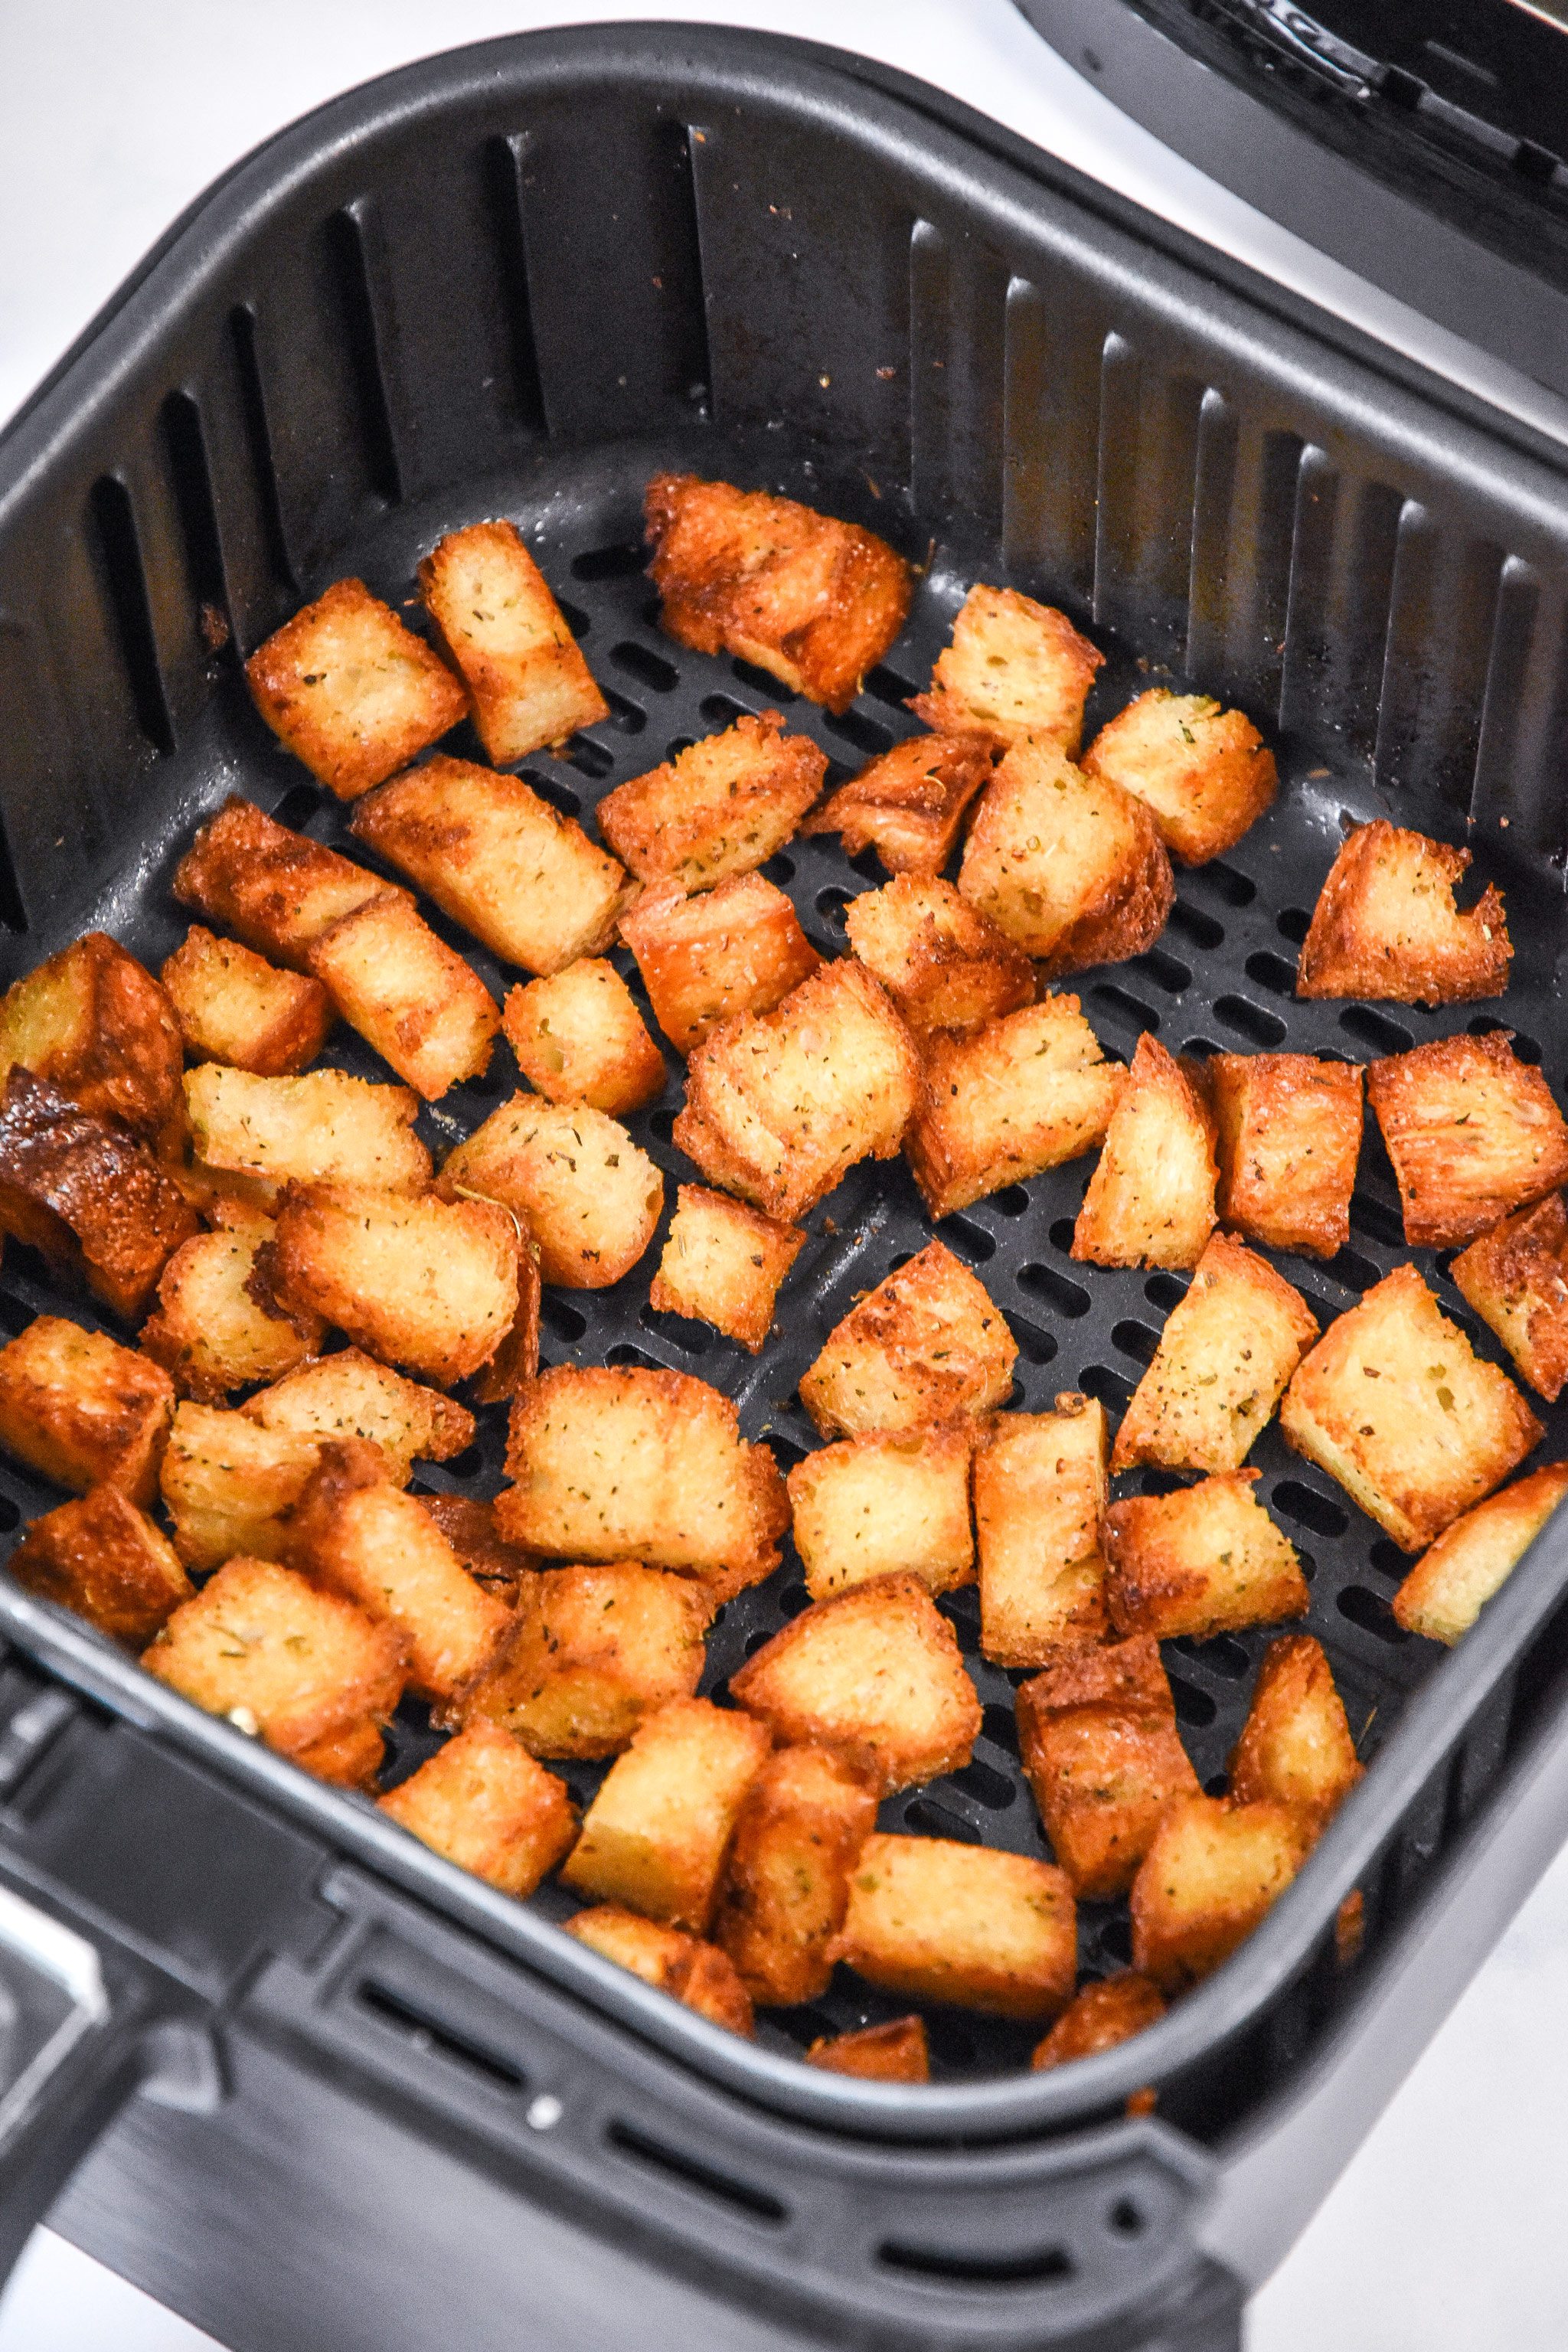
909,995,1125,1220
0,1070,198,1321
1279,1263,1543,1550
1018,1638,1200,1899
1207,1052,1364,1260
468,1241,542,1408
563,1905,754,2037
378,1721,577,1896
271,1184,520,1387
1367,1033,1568,1247
618,874,820,1054
1031,1974,1166,2073
158,1401,324,1569
805,2016,929,2082
674,958,921,1222
711,1746,879,2006
787,1421,976,1602
245,577,466,799
800,732,995,877
1296,822,1511,1006
729,1573,981,1794
1111,1233,1318,1474
1131,1795,1312,1994
644,473,911,714
173,796,388,972
1072,1035,1217,1270
184,1064,431,1205
1228,1635,1362,1828
140,1208,324,1402
648,1185,804,1354
1104,1472,1309,1640
561,1695,772,1929
975,1396,1109,1666
456,1561,710,1757
417,518,608,762
8,1485,192,1645
0,931,185,1155
436,1095,662,1290
911,586,1104,755
160,927,334,1078
0,1317,174,1504
830,1834,1076,2022
597,711,827,893
1452,1194,1568,1401
241,1349,472,1482
1081,691,1276,866
799,1238,1017,1439
305,893,500,1099
417,1495,537,1603
845,874,1034,1039
1392,1463,1568,1644
501,961,665,1115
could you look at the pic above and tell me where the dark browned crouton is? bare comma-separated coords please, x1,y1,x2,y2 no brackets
975,1396,1109,1664
456,1561,710,1758
563,1906,754,2037
174,796,387,972
1072,1034,1217,1269
0,931,185,1156
1367,1032,1568,1247
161,927,334,1077
1228,1635,1362,1830
619,874,820,1054
844,874,1034,1039
597,711,827,893
909,996,1124,1220
416,1495,537,1604
378,1721,577,1897
0,1316,174,1504
1031,1975,1166,2073
417,518,609,762
648,1185,804,1354
799,1237,1017,1439
0,1070,198,1320
1111,1232,1318,1474
1207,1052,1364,1260
1131,1795,1312,1994
1081,691,1276,865
1393,1463,1568,1645
1104,1472,1309,1640
806,2016,929,2081
1452,1194,1568,1400
8,1485,193,1646
437,1094,662,1290
1018,1638,1200,1899
800,732,995,877
1296,822,1511,1006
244,577,466,799
561,1696,773,1929
911,586,1104,754
271,1184,520,1388
831,1834,1076,2022
711,1746,879,2006
502,960,665,1114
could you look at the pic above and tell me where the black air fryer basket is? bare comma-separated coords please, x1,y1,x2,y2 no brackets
2,24,1568,2351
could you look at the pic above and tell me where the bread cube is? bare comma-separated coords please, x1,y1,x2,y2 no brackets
1018,1638,1199,1899
469,1240,542,1406
0,931,185,1155
436,1094,662,1289
456,1561,710,1757
1072,1035,1217,1270
241,1348,472,1482
1279,1263,1544,1550
909,995,1124,1220
161,927,333,1079
271,1184,519,1387
1208,1051,1364,1260
1104,1472,1309,1640
0,1317,173,1504
644,472,912,714
305,893,500,1100
787,1420,976,1602
418,518,609,762
1367,1033,1568,1247
1228,1635,1362,1828
911,586,1104,755
711,1745,880,2005
1452,1194,1568,1401
8,1485,192,1645
563,1906,753,2037
418,1495,537,1603
674,958,921,1222
830,1834,1076,2022
1111,1233,1318,1475
1131,1795,1312,1994
245,577,466,799
649,1185,804,1354
799,1238,1017,1439
975,1396,1109,1665
378,1721,577,1896
140,1208,324,1402
805,2016,929,2082
0,1070,198,1321
800,732,995,877
619,874,820,1053
560,1695,771,1929
1031,1974,1166,2073
1296,821,1511,1006
174,795,388,972
597,711,828,893
502,961,664,1115
184,1064,430,1206
1082,691,1276,866
160,1401,324,1568
845,874,1034,1039
1393,1463,1568,1645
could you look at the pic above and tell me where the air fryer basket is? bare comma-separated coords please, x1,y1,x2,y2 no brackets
1,24,1568,2352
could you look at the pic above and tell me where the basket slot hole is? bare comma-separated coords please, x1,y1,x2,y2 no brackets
602,688,647,735
272,783,325,831
0,1292,33,1340
1080,1364,1135,1413
1244,950,1297,998
731,656,794,701
571,542,645,581
1132,1468,1188,1497
825,709,894,757
640,1304,714,1356
521,766,582,821
1324,1245,1383,1292
1018,1262,1091,1318
1130,948,1192,997
990,1187,1030,1217
1143,1272,1188,1313
1185,860,1255,907
1271,1480,1349,1538
1112,1319,1160,1368
864,663,921,710
1214,995,1287,1048
603,1341,662,1371
1350,1193,1405,1247
1168,1674,1217,1728
1338,1584,1410,1643
566,736,615,780
1368,1540,1408,1581
1468,1014,1540,1062
611,640,679,693
762,852,795,886
605,2122,786,2226
981,1704,1021,1757
1099,1917,1133,1966
1089,983,1161,1038
540,1297,587,1344
90,475,175,756
555,595,591,641
943,1216,996,1265
648,1107,677,1144
1008,1315,1057,1367
699,691,757,728
903,1795,982,1844
664,736,697,762
878,2239,1073,2287
1109,2197,1145,2237
1168,900,1225,950
1171,1632,1250,1680
356,1981,525,2091
1339,1005,1414,1054
1048,1217,1080,1256
946,1756,1015,1811
1276,906,1312,946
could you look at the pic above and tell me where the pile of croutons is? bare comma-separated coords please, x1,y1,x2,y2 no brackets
0,473,1564,2094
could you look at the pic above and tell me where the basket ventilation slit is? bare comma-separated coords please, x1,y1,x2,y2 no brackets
604,2121,786,2226
908,219,950,522
1468,553,1544,836
1093,330,1139,632
327,198,404,505
485,133,549,436
877,2238,1074,2285
356,1978,527,2091
1277,443,1339,745
1184,385,1240,684
161,390,233,649
227,302,297,595
88,475,175,756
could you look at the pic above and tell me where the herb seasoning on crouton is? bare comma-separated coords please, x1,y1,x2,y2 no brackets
241,1348,472,1483
0,1316,174,1504
1111,1232,1318,1474
788,1419,977,1602
844,874,1034,1038
712,1746,879,2006
174,795,387,971
561,1696,771,1931
1207,1051,1364,1260
912,585,1103,754
438,1094,662,1290
1227,1635,1363,1831
1452,1194,1568,1400
1031,1975,1166,2073
0,1069,198,1321
801,732,995,877
379,1722,578,1898
141,1207,323,1402
457,1562,710,1758
8,1485,193,1647
1105,1472,1309,1640
1393,1463,1568,1645
597,710,827,893
417,518,609,762
800,1237,1017,1439
1082,690,1276,866
161,927,334,1077
244,577,466,799
619,874,820,1054
975,1396,1109,1664
1018,1638,1199,1898
649,1185,804,1354
830,1834,1076,2022
1132,1795,1312,1994
0,931,185,1156
502,960,665,1115
564,1906,754,2037
1072,1034,1217,1269
910,996,1125,1220
1367,1031,1568,1246
1296,821,1511,1006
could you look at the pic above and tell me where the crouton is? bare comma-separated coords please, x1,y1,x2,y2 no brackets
350,756,631,977
160,927,334,1079
597,711,828,893
271,1184,520,1387
560,1696,772,1929
0,931,184,1155
674,958,921,1222
644,473,911,714
1279,1263,1544,1550
844,875,1034,1039
799,1238,1017,1439
1111,1233,1318,1474
501,961,665,1115
729,1573,981,1794
1072,1035,1217,1269
805,2016,929,2082
910,586,1104,755
800,732,995,877
173,795,387,972
909,995,1125,1220
648,1185,804,1354
1296,821,1511,1006
0,1317,173,1504
7,1485,193,1646
0,1070,197,1321
436,1095,662,1289
1131,1795,1312,1994
417,518,608,762
787,1420,976,1602
305,893,500,1100
830,1834,1076,2022
140,1208,323,1402
1367,1033,1568,1247
1018,1638,1199,1899
378,1721,577,1896
1452,1194,1568,1401
456,1562,710,1757
469,1241,541,1406
1207,1052,1364,1260
975,1396,1109,1665
618,875,820,1054
1081,691,1276,866
1104,1472,1309,1640
711,1746,880,2006
184,1064,430,1205
241,1348,472,1483
159,1401,324,1569
417,1496,537,1603
1031,1975,1166,2073
562,1905,754,2037
1393,1463,1568,1644
245,577,466,799
1228,1635,1362,1828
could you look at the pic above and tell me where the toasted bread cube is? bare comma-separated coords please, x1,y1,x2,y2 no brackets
845,874,1034,1040
0,1317,173,1504
418,1495,537,1602
1279,1263,1544,1550
563,1905,754,2036
139,1210,324,1402
1018,1638,1199,1899
1072,1035,1217,1270
1031,1974,1166,2073
560,1696,771,1929
619,874,819,1054
0,1070,197,1321
305,893,499,1100
1296,821,1511,1005
501,961,664,1115
1112,1233,1319,1475
729,1573,980,1794
910,995,1124,1220
1393,1463,1568,1645
457,1562,710,1757
800,1238,1017,1439
649,1185,804,1354
1105,1472,1309,1640
831,1834,1076,2021
245,577,466,799
1367,1033,1568,1247
184,1065,430,1205
1207,1052,1364,1260
787,1421,976,1602
645,473,911,714
174,796,388,972
242,1349,472,1482
8,1485,192,1645
711,1746,880,2006
159,1402,323,1569
674,959,921,1223
161,927,334,1078
469,1240,542,1407
1452,1194,1568,1401
1131,1795,1312,1994
378,1721,577,1896
806,2016,929,2081
418,518,608,761
1082,691,1276,866
911,586,1104,755
436,1095,662,1290
975,1396,1109,1665
1229,1635,1362,1828
598,712,828,893
801,732,995,877
272,1184,519,1387
0,931,185,1155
